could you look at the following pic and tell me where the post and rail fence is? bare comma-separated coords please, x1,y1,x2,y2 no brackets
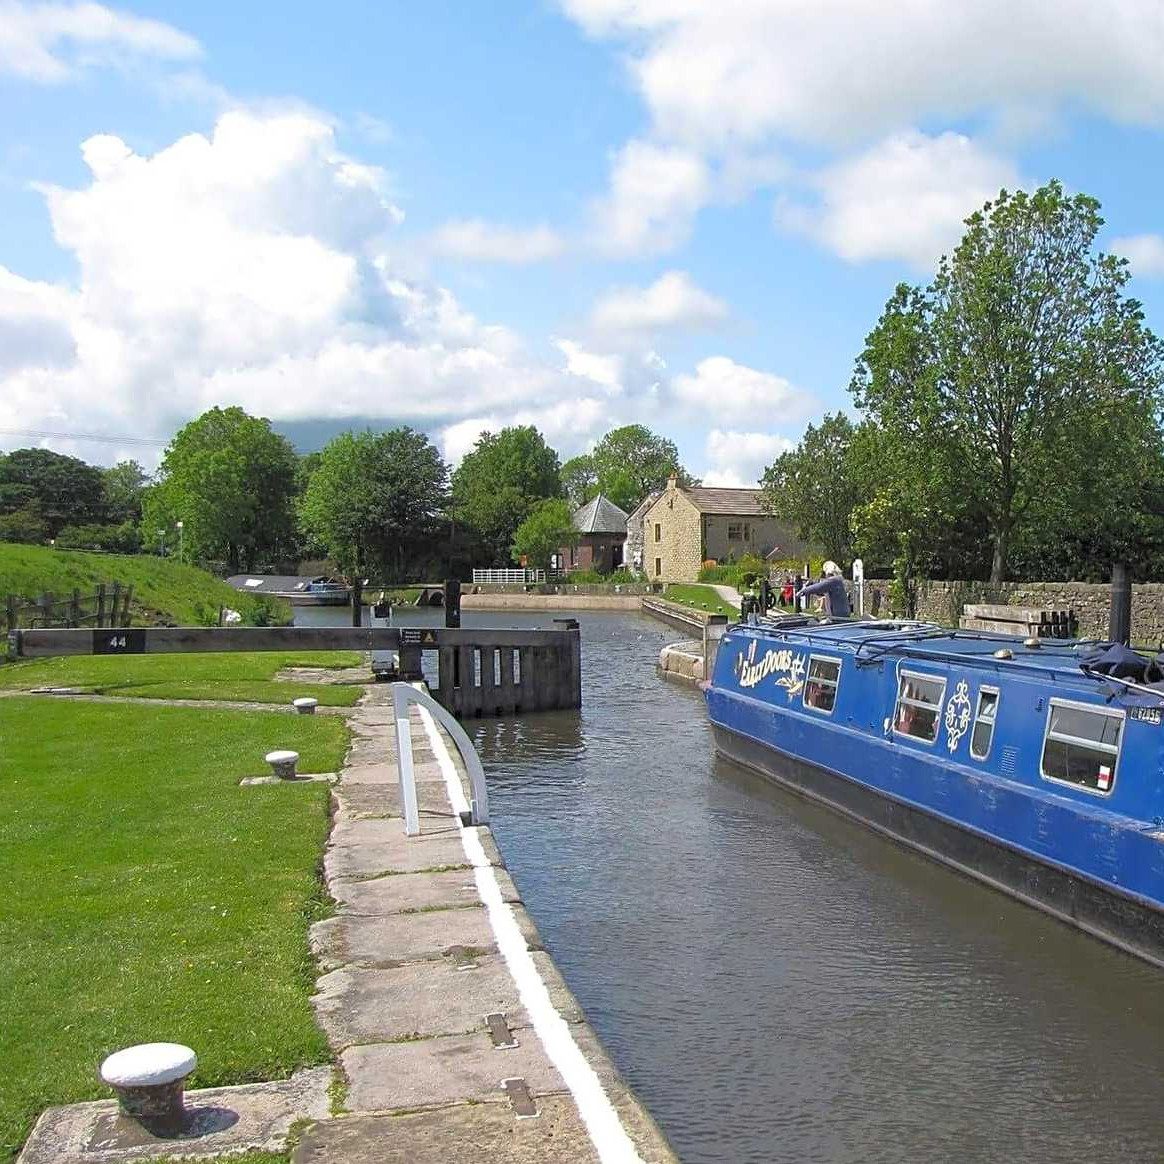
6,620,582,719
4,583,134,633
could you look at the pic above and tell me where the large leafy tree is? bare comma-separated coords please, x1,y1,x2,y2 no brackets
0,448,106,537
300,428,447,620
511,499,577,572
853,181,1164,583
102,460,150,524
560,454,599,508
143,406,298,572
588,424,695,512
451,426,562,564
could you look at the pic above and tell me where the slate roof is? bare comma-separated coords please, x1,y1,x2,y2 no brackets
682,486,769,515
573,493,629,534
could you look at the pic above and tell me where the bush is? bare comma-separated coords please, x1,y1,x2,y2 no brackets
55,521,142,554
698,553,767,588
565,568,641,584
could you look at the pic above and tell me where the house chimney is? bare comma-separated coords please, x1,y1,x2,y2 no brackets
667,474,678,490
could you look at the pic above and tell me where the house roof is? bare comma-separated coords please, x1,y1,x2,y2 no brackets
682,486,769,516
573,493,629,534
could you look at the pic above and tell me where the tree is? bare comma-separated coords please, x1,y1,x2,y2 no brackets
451,426,562,564
560,454,598,508
0,448,105,537
144,407,298,572
300,428,447,621
589,425,695,512
102,460,150,524
511,499,576,572
853,181,1164,583
759,413,863,562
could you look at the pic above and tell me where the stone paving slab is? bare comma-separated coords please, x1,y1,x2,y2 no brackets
292,1096,602,1164
341,759,448,786
329,866,521,914
333,781,454,820
341,1029,566,1112
18,1067,331,1164
310,907,498,970
324,818,468,879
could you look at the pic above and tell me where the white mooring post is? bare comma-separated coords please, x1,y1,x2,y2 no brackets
391,682,489,836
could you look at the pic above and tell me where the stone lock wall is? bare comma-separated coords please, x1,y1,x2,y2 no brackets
860,578,1164,645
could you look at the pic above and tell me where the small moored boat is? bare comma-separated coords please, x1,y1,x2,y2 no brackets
706,615,1164,967
226,574,352,606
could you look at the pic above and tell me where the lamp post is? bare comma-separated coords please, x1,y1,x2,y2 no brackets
175,521,184,563
156,529,166,556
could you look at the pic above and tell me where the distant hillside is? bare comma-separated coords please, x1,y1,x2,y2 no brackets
0,544,291,627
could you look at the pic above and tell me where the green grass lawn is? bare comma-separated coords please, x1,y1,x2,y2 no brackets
663,583,739,619
0,696,350,1163
0,651,364,706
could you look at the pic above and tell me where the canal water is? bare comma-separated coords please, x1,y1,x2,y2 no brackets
303,605,1164,1163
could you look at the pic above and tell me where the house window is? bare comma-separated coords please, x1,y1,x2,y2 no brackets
654,522,661,543
654,557,662,577
803,656,841,714
1041,700,1123,794
970,688,999,759
727,522,743,540
893,672,946,743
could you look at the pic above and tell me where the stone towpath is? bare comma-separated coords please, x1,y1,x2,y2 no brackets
294,682,677,1164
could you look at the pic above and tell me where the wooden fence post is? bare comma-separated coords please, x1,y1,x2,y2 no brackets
40,592,54,628
69,589,81,628
109,582,122,627
121,585,134,626
96,583,107,629
4,595,17,633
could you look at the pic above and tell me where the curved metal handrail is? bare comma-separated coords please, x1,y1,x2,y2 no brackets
391,682,490,835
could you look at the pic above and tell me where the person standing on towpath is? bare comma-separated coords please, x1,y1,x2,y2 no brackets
797,560,851,617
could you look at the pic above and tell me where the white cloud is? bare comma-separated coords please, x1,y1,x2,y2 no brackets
0,109,626,464
776,131,1020,268
701,428,794,489
591,139,710,256
590,270,727,336
671,356,815,427
430,219,565,264
1112,234,1164,277
555,338,623,393
0,0,200,82
560,0,1164,148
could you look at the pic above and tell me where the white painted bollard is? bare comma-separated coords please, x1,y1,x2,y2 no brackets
265,749,299,779
99,1043,196,1135
292,697,318,715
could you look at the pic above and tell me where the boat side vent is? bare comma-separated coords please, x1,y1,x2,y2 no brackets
993,648,1013,660
1024,636,1041,649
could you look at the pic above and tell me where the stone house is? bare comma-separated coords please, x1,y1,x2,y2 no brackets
640,476,803,582
624,491,659,576
561,493,629,574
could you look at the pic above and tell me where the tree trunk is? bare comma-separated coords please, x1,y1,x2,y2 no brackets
990,527,1008,586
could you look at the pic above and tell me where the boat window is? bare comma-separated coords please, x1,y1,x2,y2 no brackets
970,688,999,760
1041,700,1123,794
893,672,945,743
803,656,841,714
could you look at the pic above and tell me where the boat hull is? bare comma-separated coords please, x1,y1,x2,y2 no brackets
278,591,350,606
713,722,1164,969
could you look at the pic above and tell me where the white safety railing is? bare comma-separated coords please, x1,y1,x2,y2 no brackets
391,682,490,835
471,568,548,584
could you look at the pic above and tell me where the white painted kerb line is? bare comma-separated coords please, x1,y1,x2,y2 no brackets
415,706,646,1164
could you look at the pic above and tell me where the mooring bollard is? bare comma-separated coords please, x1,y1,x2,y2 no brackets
99,1042,196,1135
264,749,299,779
292,697,318,716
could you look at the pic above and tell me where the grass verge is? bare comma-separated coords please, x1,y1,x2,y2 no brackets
663,583,739,619
0,651,364,706
0,696,349,1163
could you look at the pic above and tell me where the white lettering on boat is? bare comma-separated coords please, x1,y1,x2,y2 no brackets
734,640,806,698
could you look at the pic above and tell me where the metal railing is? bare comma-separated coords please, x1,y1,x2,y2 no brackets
471,568,552,584
391,682,489,835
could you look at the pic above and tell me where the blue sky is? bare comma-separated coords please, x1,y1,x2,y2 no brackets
2,0,1164,487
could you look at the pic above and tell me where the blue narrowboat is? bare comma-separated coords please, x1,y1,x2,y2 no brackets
706,616,1164,967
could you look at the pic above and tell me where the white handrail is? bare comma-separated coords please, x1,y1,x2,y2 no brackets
391,682,490,835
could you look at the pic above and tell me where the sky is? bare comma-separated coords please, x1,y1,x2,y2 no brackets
2,1,1164,488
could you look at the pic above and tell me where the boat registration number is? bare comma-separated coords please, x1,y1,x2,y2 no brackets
1129,706,1162,726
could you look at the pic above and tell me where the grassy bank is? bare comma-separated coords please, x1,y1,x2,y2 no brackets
0,543,290,627
0,650,365,705
0,695,349,1163
664,583,739,619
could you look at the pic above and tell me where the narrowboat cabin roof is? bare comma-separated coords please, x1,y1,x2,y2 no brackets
729,616,1164,701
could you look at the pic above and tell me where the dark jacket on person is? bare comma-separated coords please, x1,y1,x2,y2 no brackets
799,575,850,617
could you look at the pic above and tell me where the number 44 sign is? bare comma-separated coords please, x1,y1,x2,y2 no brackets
92,629,146,654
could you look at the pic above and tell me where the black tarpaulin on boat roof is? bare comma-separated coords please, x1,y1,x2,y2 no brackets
1079,642,1164,684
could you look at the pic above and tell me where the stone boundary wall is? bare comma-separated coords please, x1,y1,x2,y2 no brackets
466,582,656,596
461,593,643,611
861,579,1164,644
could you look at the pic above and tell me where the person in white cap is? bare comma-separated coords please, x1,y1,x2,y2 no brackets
796,560,851,617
